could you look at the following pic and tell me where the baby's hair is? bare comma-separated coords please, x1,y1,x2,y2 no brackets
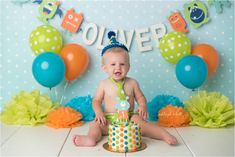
102,47,130,65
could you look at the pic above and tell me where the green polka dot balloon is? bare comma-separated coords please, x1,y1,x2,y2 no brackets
159,31,191,64
29,25,63,55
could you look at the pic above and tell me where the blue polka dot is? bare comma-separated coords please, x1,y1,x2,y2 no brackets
124,136,128,139
112,132,115,136
125,147,128,151
136,137,139,140
135,132,138,135
112,143,115,146
124,130,128,133
112,127,115,130
124,141,128,145
112,137,115,141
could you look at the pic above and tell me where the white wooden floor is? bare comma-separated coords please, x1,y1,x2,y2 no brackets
1,122,234,157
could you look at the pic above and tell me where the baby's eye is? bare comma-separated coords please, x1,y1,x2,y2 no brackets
111,63,115,66
120,63,125,66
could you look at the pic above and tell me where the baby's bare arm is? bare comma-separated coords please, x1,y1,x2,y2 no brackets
92,81,106,125
133,80,147,107
92,99,103,115
133,79,148,120
92,81,104,112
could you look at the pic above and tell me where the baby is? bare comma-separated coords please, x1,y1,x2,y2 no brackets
73,31,177,146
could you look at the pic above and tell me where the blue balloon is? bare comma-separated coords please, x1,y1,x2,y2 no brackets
176,55,208,90
32,52,65,88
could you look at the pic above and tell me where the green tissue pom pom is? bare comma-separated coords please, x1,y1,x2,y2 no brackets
185,91,235,128
0,90,59,125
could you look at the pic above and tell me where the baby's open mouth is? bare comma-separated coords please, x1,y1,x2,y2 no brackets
114,72,121,76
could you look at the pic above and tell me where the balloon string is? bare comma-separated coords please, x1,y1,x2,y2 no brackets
60,81,69,105
54,87,58,102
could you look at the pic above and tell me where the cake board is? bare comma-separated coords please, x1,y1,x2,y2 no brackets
103,142,147,153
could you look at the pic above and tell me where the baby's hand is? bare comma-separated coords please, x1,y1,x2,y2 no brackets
95,112,107,125
137,105,148,120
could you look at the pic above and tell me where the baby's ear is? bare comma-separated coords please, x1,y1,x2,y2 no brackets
127,63,130,71
102,65,106,72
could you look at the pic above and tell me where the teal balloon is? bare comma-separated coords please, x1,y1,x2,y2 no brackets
32,52,65,88
176,55,208,90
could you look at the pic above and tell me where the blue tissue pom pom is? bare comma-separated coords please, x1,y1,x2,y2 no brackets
65,95,95,121
147,95,184,121
108,31,116,39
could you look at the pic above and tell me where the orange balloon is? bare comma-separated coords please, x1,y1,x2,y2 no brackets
60,44,89,81
192,44,219,77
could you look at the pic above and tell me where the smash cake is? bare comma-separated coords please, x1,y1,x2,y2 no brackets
108,121,142,152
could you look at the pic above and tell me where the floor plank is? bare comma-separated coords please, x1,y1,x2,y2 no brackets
0,123,21,146
59,123,125,157
176,126,235,157
126,128,193,157
1,125,70,157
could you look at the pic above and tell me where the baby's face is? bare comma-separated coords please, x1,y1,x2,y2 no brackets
102,51,130,81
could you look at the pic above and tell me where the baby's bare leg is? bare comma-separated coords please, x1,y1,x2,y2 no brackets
131,115,177,145
73,120,107,147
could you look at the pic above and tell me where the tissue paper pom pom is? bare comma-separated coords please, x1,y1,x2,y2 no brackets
65,95,95,121
147,95,184,121
0,90,58,125
47,107,83,128
185,91,235,128
158,105,190,127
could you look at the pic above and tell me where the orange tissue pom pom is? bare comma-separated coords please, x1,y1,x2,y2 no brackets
46,107,83,128
158,105,190,127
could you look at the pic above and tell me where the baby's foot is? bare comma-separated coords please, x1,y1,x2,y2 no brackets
73,135,96,147
163,134,178,145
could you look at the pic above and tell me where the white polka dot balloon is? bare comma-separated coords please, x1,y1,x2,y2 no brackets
29,25,63,55
159,31,191,64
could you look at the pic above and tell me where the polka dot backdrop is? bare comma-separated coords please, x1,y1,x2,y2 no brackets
0,0,234,109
